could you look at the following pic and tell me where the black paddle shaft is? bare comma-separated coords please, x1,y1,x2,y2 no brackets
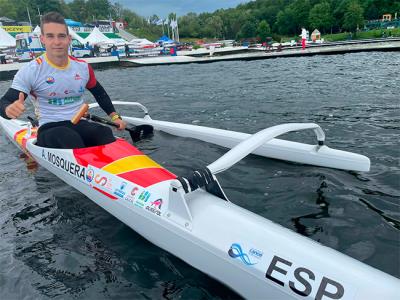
87,114,153,142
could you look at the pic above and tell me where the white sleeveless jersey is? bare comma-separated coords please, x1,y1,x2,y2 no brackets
11,53,97,126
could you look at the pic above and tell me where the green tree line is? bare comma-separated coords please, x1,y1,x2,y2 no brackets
0,0,160,38
178,0,400,40
0,0,399,40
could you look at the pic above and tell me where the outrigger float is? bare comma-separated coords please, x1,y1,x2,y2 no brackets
0,102,398,300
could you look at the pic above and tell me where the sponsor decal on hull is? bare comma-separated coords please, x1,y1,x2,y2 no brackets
72,139,176,188
83,165,163,214
227,242,354,299
42,149,85,180
263,253,352,299
145,198,163,217
85,165,124,199
228,243,262,266
114,181,127,198
134,190,151,208
40,149,167,217
86,168,94,182
13,128,37,150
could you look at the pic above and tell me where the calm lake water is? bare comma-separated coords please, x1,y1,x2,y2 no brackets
0,52,399,299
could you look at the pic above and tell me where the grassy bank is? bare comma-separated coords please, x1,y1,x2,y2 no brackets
128,28,400,44
280,28,400,43
323,28,400,42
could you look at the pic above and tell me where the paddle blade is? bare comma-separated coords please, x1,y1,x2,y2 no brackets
127,125,154,142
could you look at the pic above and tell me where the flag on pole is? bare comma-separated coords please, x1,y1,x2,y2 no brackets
170,20,177,29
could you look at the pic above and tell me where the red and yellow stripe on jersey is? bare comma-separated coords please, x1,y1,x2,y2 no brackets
74,139,176,187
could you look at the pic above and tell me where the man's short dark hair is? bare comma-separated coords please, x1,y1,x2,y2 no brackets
40,12,68,34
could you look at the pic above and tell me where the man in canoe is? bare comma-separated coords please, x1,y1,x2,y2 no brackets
0,12,126,149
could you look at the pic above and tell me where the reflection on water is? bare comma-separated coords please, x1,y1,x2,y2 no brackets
358,197,400,230
19,152,38,171
292,178,330,237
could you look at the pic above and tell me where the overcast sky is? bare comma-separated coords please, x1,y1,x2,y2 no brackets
116,0,252,18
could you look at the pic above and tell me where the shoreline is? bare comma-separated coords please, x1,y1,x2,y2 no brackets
1,38,399,80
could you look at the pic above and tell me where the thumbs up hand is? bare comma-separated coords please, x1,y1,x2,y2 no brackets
5,92,26,119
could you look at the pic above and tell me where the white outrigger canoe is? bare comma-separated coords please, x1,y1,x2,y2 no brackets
0,102,399,300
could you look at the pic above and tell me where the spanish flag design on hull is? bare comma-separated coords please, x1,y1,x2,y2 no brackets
13,130,175,194
14,128,38,150
73,138,176,188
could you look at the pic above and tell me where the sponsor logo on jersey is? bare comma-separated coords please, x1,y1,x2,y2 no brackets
46,76,55,84
48,96,81,105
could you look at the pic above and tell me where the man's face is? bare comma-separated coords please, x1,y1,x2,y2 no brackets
40,22,71,58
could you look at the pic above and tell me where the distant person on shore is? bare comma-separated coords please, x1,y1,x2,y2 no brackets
170,46,177,56
262,41,266,48
300,27,307,50
93,44,100,56
0,52,6,64
111,45,119,59
265,36,273,51
125,44,130,57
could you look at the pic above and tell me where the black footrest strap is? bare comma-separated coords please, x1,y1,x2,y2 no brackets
176,167,228,201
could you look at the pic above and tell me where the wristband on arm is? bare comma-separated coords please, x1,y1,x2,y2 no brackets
110,113,121,121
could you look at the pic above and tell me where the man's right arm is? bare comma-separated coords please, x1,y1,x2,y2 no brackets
0,88,27,119
1,61,35,119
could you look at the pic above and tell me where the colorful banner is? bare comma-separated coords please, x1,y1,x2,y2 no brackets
69,26,113,33
1,26,32,33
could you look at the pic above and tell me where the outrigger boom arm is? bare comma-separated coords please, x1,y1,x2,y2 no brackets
207,123,325,174
171,124,326,202
88,101,150,116
88,101,370,172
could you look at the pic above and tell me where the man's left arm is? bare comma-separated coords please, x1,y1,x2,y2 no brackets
86,65,126,130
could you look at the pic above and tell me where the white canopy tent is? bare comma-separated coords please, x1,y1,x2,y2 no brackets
68,27,85,44
111,38,129,45
0,26,16,48
130,38,154,44
83,27,112,45
33,25,41,34
129,38,156,48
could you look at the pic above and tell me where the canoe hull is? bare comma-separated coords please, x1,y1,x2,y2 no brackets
1,117,398,299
